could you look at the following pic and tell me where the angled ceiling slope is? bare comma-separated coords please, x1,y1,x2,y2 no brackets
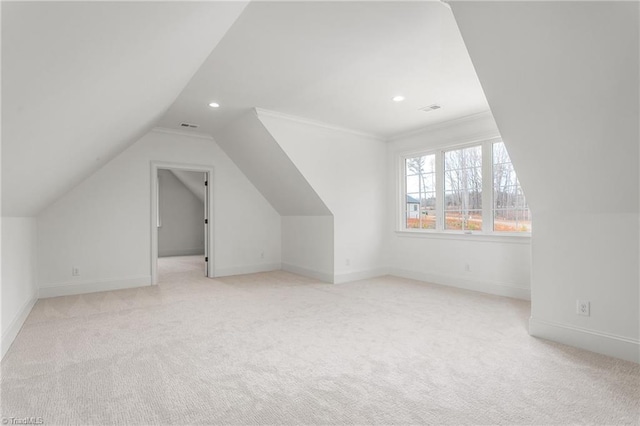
449,0,639,215
2,1,248,216
214,110,332,217
169,170,205,204
158,1,488,139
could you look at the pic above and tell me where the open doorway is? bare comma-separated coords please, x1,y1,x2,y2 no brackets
157,168,205,279
150,162,214,285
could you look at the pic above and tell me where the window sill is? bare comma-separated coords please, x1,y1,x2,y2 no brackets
394,229,531,244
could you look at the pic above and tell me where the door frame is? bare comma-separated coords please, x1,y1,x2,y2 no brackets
150,161,215,285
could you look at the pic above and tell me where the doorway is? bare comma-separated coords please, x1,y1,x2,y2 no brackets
150,162,214,285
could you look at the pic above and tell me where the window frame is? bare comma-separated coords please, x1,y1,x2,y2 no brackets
398,137,531,238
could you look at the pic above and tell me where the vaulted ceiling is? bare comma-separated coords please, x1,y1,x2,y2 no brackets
158,1,488,138
2,1,248,216
2,1,488,217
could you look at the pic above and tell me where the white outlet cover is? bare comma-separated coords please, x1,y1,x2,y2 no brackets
576,300,590,316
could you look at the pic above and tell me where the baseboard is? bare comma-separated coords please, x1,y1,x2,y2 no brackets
333,267,389,284
388,267,530,300
281,262,333,283
215,262,281,278
158,248,205,257
529,317,640,364
39,275,151,298
2,295,37,359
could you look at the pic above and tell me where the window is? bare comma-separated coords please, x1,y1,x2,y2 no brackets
401,139,531,235
405,154,436,229
492,141,531,232
444,145,482,231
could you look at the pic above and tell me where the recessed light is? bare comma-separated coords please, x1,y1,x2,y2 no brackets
208,102,220,108
392,95,405,102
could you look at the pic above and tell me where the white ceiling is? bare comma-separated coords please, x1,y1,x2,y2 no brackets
2,1,248,216
158,1,489,139
3,1,489,217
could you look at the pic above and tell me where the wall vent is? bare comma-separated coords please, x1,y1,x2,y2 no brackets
180,122,199,129
419,104,441,112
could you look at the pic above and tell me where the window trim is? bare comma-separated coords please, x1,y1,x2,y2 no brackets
398,136,531,238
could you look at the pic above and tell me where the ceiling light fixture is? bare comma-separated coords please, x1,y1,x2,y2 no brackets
392,95,405,102
208,102,220,108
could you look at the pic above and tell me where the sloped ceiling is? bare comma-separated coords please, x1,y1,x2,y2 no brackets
215,111,331,216
449,0,639,215
170,170,205,204
157,1,488,139
2,1,248,216
3,1,491,218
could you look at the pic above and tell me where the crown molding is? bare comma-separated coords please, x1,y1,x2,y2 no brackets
254,108,385,141
387,110,496,142
151,127,214,141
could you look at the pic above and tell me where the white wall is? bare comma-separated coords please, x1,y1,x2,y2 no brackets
258,111,387,283
1,217,38,358
386,112,532,300
451,1,639,362
158,169,205,257
37,129,281,297
281,216,334,282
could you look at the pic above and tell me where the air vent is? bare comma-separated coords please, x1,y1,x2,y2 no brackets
419,104,441,112
180,122,199,129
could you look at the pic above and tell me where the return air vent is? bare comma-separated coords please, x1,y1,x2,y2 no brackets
180,122,199,129
419,104,441,112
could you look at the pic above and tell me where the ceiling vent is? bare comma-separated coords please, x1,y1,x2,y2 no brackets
419,104,441,113
180,122,199,129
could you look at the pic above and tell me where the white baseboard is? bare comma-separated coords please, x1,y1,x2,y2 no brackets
215,262,281,278
281,262,333,283
388,267,530,300
39,275,151,298
2,294,37,359
529,317,640,364
333,268,389,284
158,248,205,257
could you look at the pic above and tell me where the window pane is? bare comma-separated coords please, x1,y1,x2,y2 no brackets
406,175,421,194
445,210,463,230
443,145,482,231
467,210,483,231
493,141,532,232
405,154,437,230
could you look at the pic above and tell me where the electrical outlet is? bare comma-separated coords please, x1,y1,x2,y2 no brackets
345,258,350,266
72,267,80,277
260,251,264,260
464,263,471,272
576,300,590,316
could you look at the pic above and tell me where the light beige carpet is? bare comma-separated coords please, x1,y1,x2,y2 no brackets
158,255,206,276
1,260,638,425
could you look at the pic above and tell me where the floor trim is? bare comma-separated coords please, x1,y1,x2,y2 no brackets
388,267,530,300
333,268,389,284
39,275,151,298
529,316,640,363
281,263,333,283
159,249,205,257
215,263,281,278
1,295,37,359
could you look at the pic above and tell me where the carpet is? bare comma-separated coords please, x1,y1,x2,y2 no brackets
2,259,638,425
